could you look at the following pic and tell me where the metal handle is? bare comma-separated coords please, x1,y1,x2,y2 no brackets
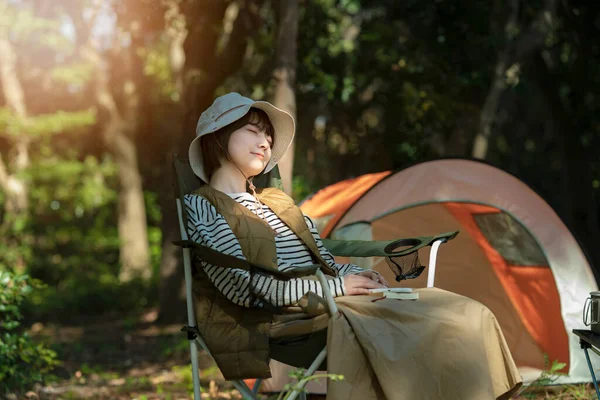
584,297,590,326
583,297,598,326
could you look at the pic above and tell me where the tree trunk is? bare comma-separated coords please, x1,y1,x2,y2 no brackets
156,0,263,322
530,54,600,278
116,28,151,282
262,1,301,385
0,36,31,273
446,109,477,157
471,0,519,160
155,0,189,323
157,182,186,321
471,60,511,159
471,0,557,159
0,37,30,216
78,23,151,282
114,131,151,281
270,0,298,195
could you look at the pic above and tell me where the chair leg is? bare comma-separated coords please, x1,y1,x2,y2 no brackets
252,378,263,395
286,346,327,400
189,339,202,400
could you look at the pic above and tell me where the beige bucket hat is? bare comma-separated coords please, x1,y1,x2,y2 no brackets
188,92,295,183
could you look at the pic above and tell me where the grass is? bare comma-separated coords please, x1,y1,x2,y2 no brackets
15,310,599,400
511,357,596,399
511,384,597,399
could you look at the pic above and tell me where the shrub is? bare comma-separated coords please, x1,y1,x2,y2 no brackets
0,271,60,394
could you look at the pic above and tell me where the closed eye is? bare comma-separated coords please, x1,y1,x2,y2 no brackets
248,125,272,147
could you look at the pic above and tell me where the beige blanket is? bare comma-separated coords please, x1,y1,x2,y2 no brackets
326,288,522,400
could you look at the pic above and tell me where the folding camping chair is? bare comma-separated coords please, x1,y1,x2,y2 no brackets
172,155,458,400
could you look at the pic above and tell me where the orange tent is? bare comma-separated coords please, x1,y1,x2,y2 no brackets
300,159,597,384
300,171,392,237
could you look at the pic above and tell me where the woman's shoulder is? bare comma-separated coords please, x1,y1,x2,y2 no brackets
184,192,211,203
303,214,317,230
257,187,295,203
183,193,220,222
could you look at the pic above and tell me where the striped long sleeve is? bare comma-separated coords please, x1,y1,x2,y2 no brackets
183,193,347,308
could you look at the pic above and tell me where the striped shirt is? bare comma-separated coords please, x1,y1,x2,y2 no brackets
184,191,365,308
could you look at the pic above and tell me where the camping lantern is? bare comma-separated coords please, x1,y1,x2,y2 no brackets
584,291,600,334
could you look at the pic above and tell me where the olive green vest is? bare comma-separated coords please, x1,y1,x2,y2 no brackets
190,185,336,380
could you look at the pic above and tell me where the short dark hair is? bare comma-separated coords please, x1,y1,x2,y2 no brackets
200,108,275,180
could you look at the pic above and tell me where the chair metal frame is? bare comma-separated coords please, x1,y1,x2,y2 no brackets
176,196,342,400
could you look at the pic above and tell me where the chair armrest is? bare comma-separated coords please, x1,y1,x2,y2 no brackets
321,230,459,258
173,240,320,281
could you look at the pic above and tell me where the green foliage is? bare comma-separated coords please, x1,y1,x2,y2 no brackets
0,152,161,321
171,365,195,394
0,2,60,36
0,270,60,394
140,43,179,101
515,356,567,398
51,63,95,86
0,1,73,53
292,175,317,203
268,368,344,400
294,0,486,188
21,154,161,319
0,108,97,138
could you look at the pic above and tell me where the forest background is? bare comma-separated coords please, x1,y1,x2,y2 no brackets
1,0,599,397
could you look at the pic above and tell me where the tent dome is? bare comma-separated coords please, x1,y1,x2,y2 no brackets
301,158,598,384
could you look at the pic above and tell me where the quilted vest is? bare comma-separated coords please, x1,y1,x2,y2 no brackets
190,185,336,380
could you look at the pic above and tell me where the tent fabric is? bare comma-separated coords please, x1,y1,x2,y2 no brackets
444,202,568,370
300,170,392,237
300,159,598,383
367,203,547,371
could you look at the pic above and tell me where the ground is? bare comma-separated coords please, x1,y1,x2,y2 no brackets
11,309,598,400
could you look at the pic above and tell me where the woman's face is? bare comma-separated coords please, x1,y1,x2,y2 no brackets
226,123,273,178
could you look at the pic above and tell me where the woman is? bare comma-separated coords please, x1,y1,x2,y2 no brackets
184,92,522,399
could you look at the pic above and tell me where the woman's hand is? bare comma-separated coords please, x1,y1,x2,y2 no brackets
356,270,389,287
343,274,387,295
